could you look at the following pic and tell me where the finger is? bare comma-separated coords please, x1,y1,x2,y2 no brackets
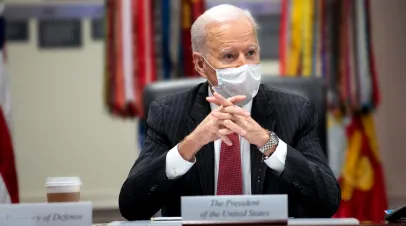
213,92,234,107
210,111,233,120
221,120,246,136
218,128,233,136
206,97,220,106
216,132,232,146
228,95,247,105
211,110,248,120
213,92,247,108
221,105,250,116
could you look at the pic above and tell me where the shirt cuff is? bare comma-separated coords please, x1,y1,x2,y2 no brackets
263,139,287,175
165,144,196,179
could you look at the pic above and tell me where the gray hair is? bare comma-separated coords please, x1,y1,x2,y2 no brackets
191,4,259,53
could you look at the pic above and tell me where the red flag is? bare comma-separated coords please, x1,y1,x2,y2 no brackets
0,13,19,203
0,101,18,204
180,0,194,77
339,0,351,107
191,0,205,21
334,114,387,222
105,0,156,118
135,0,157,118
105,0,117,114
114,0,126,116
364,0,380,108
180,0,205,77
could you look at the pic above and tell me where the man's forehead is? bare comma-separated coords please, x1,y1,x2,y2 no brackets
205,19,257,50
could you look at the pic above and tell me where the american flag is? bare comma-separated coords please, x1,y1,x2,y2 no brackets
0,2,19,204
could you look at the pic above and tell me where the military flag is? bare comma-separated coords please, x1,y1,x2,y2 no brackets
279,0,386,221
179,0,205,77
104,0,156,118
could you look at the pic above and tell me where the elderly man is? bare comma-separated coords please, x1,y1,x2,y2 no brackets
119,4,340,220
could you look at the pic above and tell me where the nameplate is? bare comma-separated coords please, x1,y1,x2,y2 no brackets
0,202,92,226
181,195,287,224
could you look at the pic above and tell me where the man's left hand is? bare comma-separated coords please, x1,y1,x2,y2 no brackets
207,92,269,147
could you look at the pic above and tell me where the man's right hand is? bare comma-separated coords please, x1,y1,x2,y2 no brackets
178,95,249,161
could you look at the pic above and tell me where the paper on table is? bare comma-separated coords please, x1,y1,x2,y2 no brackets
151,217,182,221
288,218,360,225
107,220,181,226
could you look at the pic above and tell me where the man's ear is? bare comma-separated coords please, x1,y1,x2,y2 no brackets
193,52,207,78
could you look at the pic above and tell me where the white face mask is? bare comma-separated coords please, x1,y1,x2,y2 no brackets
203,58,262,107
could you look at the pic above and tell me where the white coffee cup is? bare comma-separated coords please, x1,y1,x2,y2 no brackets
45,177,82,202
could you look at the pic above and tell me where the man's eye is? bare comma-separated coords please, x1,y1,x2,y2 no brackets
225,54,234,59
247,50,255,56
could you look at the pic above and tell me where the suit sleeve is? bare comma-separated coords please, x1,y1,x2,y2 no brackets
281,101,341,217
119,101,182,220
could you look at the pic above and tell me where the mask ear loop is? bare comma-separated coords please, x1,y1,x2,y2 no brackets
201,56,223,88
201,55,236,102
201,55,217,86
201,55,215,70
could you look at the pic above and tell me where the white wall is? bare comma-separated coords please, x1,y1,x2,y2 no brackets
6,17,137,208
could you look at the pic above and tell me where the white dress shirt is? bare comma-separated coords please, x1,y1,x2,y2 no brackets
165,88,288,194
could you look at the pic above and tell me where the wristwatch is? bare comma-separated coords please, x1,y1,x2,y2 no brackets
257,130,279,155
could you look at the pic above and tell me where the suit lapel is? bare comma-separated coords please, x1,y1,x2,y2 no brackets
250,85,276,194
188,82,215,196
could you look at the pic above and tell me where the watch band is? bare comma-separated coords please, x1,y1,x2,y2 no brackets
257,131,279,154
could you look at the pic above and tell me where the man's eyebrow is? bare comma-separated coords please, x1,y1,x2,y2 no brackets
247,44,259,49
219,47,234,54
